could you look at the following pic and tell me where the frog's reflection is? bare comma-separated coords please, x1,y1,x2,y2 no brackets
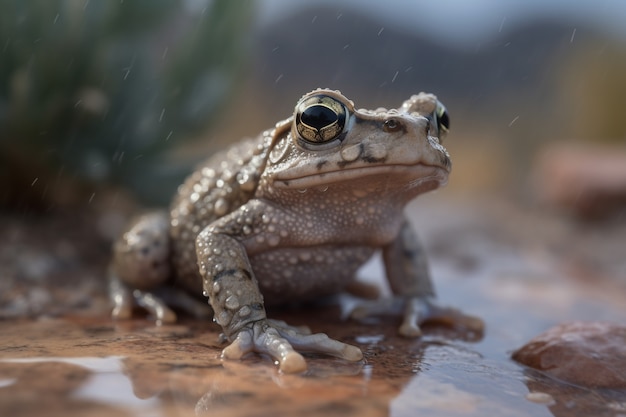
521,369,626,417
119,317,481,417
121,346,402,416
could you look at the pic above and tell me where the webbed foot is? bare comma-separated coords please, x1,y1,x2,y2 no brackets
351,296,484,337
221,319,363,373
109,277,177,324
110,275,212,324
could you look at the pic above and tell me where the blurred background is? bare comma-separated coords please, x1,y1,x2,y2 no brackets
2,5,626,410
2,0,625,215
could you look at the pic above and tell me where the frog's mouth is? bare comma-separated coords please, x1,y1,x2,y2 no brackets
272,163,448,191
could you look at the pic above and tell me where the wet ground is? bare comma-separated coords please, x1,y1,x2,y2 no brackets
1,194,625,417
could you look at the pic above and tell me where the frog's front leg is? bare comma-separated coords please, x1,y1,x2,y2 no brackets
196,221,363,373
354,219,484,337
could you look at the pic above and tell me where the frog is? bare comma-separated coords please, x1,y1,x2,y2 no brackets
109,88,483,373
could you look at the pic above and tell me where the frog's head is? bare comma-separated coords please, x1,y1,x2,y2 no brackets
262,89,451,201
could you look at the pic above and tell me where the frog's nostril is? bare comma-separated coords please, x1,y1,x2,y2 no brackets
383,118,402,132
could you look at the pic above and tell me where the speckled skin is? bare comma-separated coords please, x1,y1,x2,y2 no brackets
110,89,481,373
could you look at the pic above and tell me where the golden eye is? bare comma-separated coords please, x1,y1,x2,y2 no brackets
435,100,450,138
295,95,347,144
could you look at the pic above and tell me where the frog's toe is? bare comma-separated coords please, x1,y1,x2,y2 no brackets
133,290,177,324
278,351,308,374
282,331,363,362
401,296,484,338
111,295,133,320
221,330,253,360
399,320,422,337
109,277,134,320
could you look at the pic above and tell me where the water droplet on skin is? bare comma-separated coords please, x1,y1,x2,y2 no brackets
237,171,256,191
213,282,221,293
214,198,229,216
218,311,231,326
269,138,289,163
222,169,233,182
225,296,240,310
340,144,361,162
298,189,308,193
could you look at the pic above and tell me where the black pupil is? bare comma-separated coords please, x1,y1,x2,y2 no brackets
301,105,337,130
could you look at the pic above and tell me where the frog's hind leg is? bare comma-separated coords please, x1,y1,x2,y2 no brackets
352,219,484,338
109,211,177,323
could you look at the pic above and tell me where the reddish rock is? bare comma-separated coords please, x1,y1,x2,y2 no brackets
512,321,626,389
533,143,626,218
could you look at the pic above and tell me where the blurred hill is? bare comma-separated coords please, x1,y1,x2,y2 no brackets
253,7,569,107
204,5,626,193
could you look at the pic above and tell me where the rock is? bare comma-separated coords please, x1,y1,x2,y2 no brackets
533,143,626,219
512,321,626,389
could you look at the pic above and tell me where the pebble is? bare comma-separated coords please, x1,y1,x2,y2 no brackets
533,143,626,218
512,321,626,389
525,392,555,405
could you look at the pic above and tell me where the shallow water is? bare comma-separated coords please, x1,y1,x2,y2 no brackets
1,196,625,417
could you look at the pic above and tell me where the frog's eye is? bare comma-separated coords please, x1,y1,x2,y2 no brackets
435,100,450,139
295,94,347,144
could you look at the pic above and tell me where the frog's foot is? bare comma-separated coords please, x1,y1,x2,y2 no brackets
109,277,177,324
351,296,484,338
221,319,363,373
110,272,213,324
